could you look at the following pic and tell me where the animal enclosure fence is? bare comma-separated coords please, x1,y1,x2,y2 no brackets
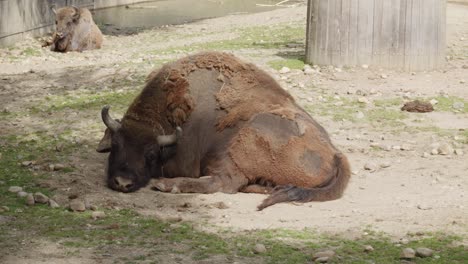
305,0,447,71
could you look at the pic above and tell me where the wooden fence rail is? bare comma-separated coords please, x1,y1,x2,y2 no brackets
305,0,447,71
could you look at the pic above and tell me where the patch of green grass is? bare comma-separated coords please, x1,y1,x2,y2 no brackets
374,98,402,108
22,47,41,57
267,58,305,70
32,90,139,113
156,24,305,54
430,96,468,113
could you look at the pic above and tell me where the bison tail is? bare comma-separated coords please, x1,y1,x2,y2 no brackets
257,153,351,211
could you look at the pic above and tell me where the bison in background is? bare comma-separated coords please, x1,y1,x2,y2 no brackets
97,52,351,210
48,6,103,52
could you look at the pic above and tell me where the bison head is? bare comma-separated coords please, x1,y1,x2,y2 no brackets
97,106,182,192
51,6,81,50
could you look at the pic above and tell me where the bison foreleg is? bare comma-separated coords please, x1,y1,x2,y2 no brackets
151,175,246,194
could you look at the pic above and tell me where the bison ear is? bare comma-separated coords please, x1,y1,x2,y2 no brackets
96,127,112,153
72,6,81,21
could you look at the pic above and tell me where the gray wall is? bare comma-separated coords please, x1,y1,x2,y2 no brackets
0,0,149,47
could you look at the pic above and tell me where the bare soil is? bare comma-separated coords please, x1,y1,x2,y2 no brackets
0,2,467,263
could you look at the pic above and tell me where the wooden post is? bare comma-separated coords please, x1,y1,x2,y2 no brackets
305,0,446,71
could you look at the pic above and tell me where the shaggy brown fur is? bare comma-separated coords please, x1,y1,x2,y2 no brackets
49,7,103,52
401,100,434,113
98,51,351,210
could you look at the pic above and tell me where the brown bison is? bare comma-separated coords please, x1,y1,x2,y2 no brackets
97,52,351,210
49,6,103,52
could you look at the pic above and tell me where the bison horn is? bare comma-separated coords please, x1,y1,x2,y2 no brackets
157,127,182,146
101,106,121,132
51,4,57,14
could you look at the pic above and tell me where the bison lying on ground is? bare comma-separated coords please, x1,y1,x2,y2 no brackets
48,6,103,52
97,52,351,210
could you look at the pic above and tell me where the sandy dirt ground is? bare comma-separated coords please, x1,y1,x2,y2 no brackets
0,2,467,262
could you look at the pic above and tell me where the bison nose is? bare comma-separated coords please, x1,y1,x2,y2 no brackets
114,177,134,191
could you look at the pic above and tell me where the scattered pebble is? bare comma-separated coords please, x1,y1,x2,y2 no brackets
8,186,23,193
304,68,315,75
415,247,433,258
361,64,369,69
452,102,465,110
0,206,10,212
422,152,430,158
314,257,329,263
91,211,106,220
279,67,290,74
364,163,378,171
17,191,28,198
212,201,229,209
454,149,464,156
380,162,391,168
363,245,374,252
431,148,439,155
313,250,335,260
26,194,35,206
33,192,49,204
357,97,370,104
253,243,267,254
438,143,454,155
380,74,388,79
70,200,86,212
400,144,412,151
429,99,438,105
89,205,98,211
400,248,416,259
48,199,60,208
356,111,365,119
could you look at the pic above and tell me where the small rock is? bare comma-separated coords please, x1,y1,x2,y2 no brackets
304,68,315,75
358,97,370,104
21,161,33,167
422,152,430,158
8,186,23,193
438,143,453,155
0,206,10,212
70,200,86,212
89,205,98,211
400,248,416,259
415,247,433,258
91,211,106,220
356,111,365,119
52,163,66,171
17,191,28,198
460,79,466,84
253,243,267,254
361,64,369,69
400,144,412,151
363,245,374,252
380,162,391,168
26,194,35,206
212,202,229,209
392,145,401,150
314,257,329,263
431,148,439,155
429,99,438,105
452,102,464,110
48,199,60,208
454,149,464,156
279,67,290,74
364,163,378,171
303,64,312,71
33,192,49,204
313,250,335,260
380,74,388,79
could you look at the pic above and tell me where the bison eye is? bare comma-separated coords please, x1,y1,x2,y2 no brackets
55,21,57,25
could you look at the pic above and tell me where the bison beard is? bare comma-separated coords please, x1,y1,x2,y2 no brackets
97,51,351,210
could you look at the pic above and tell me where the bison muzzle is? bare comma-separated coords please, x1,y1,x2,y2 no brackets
97,52,351,210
